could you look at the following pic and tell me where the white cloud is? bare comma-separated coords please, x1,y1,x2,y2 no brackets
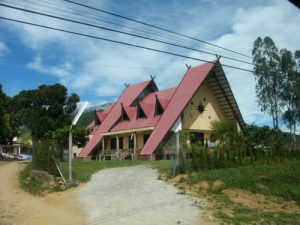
0,41,9,56
210,0,300,125
2,0,299,129
27,56,72,78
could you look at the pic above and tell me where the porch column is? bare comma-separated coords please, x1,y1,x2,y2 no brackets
116,135,119,159
133,132,137,160
102,138,105,160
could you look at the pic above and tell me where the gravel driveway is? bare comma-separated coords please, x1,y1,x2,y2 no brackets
78,165,205,225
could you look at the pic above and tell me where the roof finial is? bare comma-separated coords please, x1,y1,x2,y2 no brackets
185,64,191,70
150,75,156,80
215,54,222,60
124,83,130,87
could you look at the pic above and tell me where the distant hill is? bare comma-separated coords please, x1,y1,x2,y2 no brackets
76,103,111,127
85,103,111,113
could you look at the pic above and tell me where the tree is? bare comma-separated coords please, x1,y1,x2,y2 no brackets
0,84,17,144
0,84,9,144
252,37,283,129
252,37,300,136
211,120,245,167
50,126,90,159
280,49,298,140
11,84,80,140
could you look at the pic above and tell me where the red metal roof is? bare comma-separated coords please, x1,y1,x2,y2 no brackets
96,112,108,122
140,62,215,155
110,88,176,132
78,80,154,157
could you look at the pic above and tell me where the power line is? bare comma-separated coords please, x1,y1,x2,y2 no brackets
37,0,248,60
64,0,252,59
0,16,255,74
0,2,253,66
35,0,194,45
9,0,248,61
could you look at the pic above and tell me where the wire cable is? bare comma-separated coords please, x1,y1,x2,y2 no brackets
64,0,252,59
0,2,253,66
0,16,255,74
10,0,248,61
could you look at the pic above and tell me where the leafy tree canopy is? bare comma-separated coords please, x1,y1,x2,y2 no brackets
11,83,80,140
252,36,300,137
0,84,20,144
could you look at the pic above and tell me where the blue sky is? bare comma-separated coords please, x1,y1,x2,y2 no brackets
0,0,299,128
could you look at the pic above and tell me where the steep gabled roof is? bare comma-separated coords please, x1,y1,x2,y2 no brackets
140,62,215,155
78,80,154,157
80,62,246,157
141,61,246,155
110,88,176,132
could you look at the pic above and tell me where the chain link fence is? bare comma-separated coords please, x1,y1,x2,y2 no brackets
32,140,72,184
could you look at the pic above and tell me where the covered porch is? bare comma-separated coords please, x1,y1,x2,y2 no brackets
98,127,153,160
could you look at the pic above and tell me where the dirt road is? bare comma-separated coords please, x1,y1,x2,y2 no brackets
78,166,206,225
0,162,85,225
0,162,212,225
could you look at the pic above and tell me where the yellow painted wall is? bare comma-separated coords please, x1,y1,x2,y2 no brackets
136,131,151,149
103,131,152,150
105,135,129,150
183,81,227,131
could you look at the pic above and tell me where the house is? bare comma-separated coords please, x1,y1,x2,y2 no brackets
78,61,246,160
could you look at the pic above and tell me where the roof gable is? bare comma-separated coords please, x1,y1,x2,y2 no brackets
141,62,215,155
79,80,155,157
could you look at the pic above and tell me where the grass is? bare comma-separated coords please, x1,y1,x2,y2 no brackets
188,159,300,203
20,158,300,224
73,160,146,182
216,207,300,225
19,163,47,195
187,159,300,224
73,159,173,182
19,159,173,195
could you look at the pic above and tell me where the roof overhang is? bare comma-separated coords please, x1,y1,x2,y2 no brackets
207,61,247,133
102,126,155,136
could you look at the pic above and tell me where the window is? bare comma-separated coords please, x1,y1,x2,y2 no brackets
119,137,123,149
190,132,204,146
137,103,146,119
121,107,130,121
110,138,116,150
143,134,150,145
128,135,134,149
155,98,164,116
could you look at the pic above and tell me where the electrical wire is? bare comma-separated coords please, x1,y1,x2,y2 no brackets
0,16,255,74
64,0,253,59
0,2,254,66
9,0,250,61
38,0,251,60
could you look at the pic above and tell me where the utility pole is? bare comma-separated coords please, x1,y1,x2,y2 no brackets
69,101,88,183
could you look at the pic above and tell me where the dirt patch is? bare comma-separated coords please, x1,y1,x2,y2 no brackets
161,174,218,225
212,180,224,189
224,188,300,213
0,162,86,225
